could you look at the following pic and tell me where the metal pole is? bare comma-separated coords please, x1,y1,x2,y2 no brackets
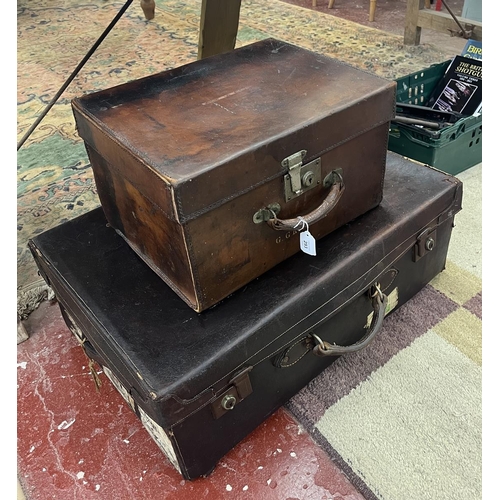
440,0,468,38
17,0,134,151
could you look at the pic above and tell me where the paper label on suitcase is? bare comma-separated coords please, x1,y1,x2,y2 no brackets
365,287,399,328
102,366,181,473
65,310,86,342
137,406,181,474
103,366,136,411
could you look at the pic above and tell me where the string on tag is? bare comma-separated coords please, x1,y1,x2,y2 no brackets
293,216,309,232
294,216,316,256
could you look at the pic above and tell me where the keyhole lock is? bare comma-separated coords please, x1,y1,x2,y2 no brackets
425,237,435,251
302,171,315,188
414,228,437,262
221,394,237,411
282,151,322,202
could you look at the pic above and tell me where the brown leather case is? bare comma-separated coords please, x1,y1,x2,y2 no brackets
71,38,396,312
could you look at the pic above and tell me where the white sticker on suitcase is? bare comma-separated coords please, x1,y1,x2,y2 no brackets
102,366,181,472
137,406,181,474
65,310,86,342
102,366,136,410
365,287,399,328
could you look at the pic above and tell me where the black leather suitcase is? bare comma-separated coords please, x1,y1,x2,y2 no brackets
28,153,462,480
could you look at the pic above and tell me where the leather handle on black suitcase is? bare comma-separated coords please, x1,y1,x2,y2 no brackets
313,285,388,357
267,171,345,231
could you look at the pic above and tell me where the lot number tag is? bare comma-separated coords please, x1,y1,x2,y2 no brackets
300,230,316,256
294,216,316,256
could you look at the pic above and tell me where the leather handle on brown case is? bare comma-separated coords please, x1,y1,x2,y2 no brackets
267,172,345,231
313,286,388,357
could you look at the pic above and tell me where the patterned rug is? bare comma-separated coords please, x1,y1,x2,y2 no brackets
18,0,460,317
18,2,482,498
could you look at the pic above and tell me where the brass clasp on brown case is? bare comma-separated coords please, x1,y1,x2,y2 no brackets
282,150,322,201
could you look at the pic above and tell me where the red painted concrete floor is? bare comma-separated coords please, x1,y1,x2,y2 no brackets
17,299,365,500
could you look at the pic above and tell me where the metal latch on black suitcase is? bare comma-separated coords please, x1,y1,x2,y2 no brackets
211,366,253,419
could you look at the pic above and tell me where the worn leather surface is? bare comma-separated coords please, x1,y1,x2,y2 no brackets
29,152,462,478
29,151,462,403
71,38,397,312
72,38,396,216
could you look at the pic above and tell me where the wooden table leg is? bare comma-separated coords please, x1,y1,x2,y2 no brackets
369,0,376,21
198,0,242,60
404,0,482,45
404,0,425,45
140,0,155,20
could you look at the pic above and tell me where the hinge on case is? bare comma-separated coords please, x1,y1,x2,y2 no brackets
282,150,322,202
210,366,253,419
253,202,281,224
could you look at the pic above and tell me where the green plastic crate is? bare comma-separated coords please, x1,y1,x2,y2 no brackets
388,60,482,176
